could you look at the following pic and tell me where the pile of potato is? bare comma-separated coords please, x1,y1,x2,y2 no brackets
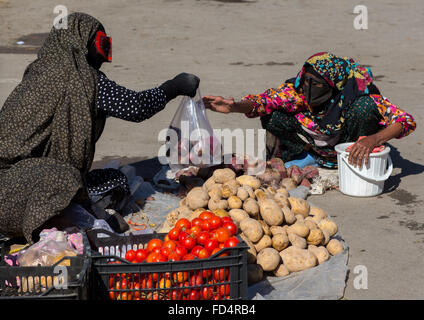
160,168,344,285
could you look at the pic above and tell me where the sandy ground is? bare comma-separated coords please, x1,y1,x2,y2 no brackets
1,0,423,299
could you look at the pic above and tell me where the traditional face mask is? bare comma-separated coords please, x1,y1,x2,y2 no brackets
93,30,112,62
302,74,333,108
87,30,111,69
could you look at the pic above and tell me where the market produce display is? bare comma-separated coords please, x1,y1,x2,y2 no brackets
161,167,344,285
107,213,242,300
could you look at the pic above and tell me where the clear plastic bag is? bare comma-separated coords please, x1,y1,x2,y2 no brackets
166,89,221,173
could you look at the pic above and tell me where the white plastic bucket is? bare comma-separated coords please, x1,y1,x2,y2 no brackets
335,142,393,197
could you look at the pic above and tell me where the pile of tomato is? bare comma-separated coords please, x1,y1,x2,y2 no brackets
108,211,241,300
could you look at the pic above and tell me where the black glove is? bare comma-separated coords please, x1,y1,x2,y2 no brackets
159,73,200,102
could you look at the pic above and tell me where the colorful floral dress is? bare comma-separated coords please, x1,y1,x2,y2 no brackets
242,52,416,168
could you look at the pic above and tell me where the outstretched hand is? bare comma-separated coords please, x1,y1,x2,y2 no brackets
202,95,235,113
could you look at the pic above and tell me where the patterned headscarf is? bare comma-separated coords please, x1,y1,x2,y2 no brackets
0,13,105,242
293,52,379,136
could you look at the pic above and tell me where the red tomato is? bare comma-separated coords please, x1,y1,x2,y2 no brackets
199,211,214,220
214,267,229,282
222,221,238,235
201,219,212,232
221,216,233,224
200,268,213,280
198,248,210,259
224,236,240,248
189,290,200,300
163,240,177,251
168,227,180,241
215,227,231,243
204,239,219,252
202,286,214,300
179,281,191,295
160,246,171,258
209,229,218,241
211,247,222,256
190,225,202,238
175,218,191,231
209,216,222,230
175,245,187,257
151,246,162,255
190,274,203,286
191,218,203,228
125,249,136,262
147,239,163,252
171,289,183,300
191,245,204,257
219,284,231,298
182,253,196,261
196,231,210,246
178,231,189,242
182,236,196,250
134,249,148,263
168,252,181,262
146,252,166,263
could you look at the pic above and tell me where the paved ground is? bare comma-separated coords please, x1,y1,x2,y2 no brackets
1,0,423,299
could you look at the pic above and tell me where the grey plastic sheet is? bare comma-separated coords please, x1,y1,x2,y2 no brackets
248,239,349,300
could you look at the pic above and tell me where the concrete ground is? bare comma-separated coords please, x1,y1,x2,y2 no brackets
1,0,423,299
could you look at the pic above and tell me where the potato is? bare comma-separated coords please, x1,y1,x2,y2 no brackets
243,198,260,218
229,209,249,224
308,245,330,265
321,230,330,246
259,199,284,226
318,219,338,237
276,187,289,198
273,263,290,277
179,197,187,207
272,233,289,251
259,220,272,236
240,218,264,243
242,185,256,199
304,219,318,231
240,233,257,264
256,248,281,271
288,197,310,218
237,187,249,201
228,195,243,209
212,208,229,218
247,264,263,284
288,233,307,249
287,222,310,238
270,226,286,236
236,175,261,190
306,228,324,246
208,198,228,211
221,184,237,198
326,239,344,255
281,205,296,225
208,187,222,200
190,208,206,220
309,206,327,220
186,187,209,210
213,168,236,184
273,192,290,208
254,235,272,252
202,176,216,191
312,215,324,224
267,186,277,195
281,178,297,191
295,214,305,223
254,189,268,202
280,246,317,272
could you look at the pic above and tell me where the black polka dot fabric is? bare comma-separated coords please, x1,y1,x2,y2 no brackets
86,168,130,196
97,72,166,122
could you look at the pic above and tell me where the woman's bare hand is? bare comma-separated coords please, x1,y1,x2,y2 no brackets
202,95,235,113
348,135,378,167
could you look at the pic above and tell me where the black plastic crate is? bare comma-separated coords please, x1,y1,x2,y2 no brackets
0,239,91,300
86,229,248,301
